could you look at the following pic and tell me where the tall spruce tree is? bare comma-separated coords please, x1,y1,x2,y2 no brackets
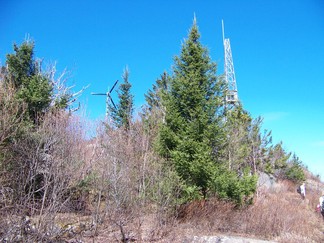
109,67,134,130
5,41,53,123
157,18,224,199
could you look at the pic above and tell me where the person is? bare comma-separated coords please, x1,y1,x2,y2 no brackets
299,182,306,199
320,193,324,220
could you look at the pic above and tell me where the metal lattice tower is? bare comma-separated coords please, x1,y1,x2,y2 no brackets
222,20,239,108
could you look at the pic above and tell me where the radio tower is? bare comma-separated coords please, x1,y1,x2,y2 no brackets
222,20,239,110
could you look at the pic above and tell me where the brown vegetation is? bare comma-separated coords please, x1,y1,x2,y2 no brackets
1,83,324,242
176,179,324,243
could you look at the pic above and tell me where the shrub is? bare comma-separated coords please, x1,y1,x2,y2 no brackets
284,154,305,183
210,167,257,205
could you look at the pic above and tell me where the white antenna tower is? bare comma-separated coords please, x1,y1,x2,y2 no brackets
91,80,118,117
222,20,239,109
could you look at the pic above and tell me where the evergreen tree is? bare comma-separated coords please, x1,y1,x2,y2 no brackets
223,105,252,172
0,39,90,217
144,71,169,113
223,106,273,175
109,67,134,130
3,39,76,124
266,142,290,175
142,72,170,137
284,153,305,182
247,117,272,173
5,42,36,89
158,18,224,198
4,40,62,124
5,41,53,123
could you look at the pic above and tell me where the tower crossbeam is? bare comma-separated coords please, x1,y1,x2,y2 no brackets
222,20,239,109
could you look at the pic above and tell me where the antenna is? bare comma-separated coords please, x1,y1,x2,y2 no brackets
222,19,225,43
222,20,239,110
91,80,118,117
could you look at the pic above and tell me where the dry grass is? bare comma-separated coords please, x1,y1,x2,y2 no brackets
2,177,323,242
175,179,324,242
2,88,324,242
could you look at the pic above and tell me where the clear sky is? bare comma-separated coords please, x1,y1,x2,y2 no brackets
1,0,323,180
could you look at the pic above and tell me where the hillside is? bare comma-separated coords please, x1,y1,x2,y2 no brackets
2,171,322,242
124,171,322,242
137,172,324,243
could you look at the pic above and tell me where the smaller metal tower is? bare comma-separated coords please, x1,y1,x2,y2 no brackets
222,20,239,108
91,80,118,117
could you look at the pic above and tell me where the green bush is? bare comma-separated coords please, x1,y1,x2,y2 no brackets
284,158,305,183
210,167,257,205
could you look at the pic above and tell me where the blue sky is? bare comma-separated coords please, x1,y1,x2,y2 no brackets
1,0,323,180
